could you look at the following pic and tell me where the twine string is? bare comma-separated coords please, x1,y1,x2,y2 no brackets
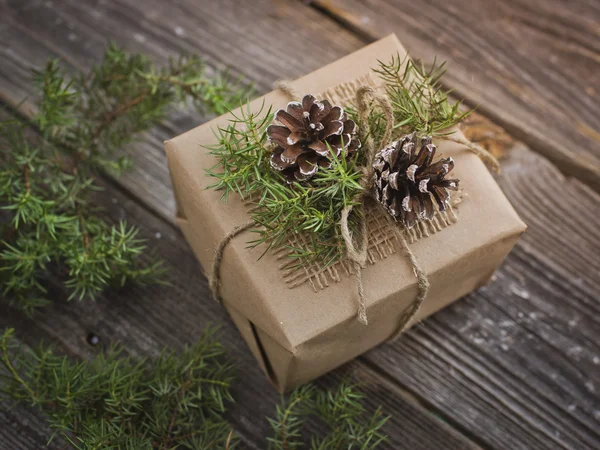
339,86,430,334
273,80,298,102
339,86,395,325
355,86,394,162
385,214,431,340
340,204,369,324
340,86,498,332
440,133,500,173
209,80,299,304
209,220,256,304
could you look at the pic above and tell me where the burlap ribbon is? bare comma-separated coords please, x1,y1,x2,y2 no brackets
210,78,499,340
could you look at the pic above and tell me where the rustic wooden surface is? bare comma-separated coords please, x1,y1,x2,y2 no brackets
313,0,600,191
1,0,599,449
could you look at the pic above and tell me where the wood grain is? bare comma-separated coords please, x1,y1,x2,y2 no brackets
311,0,600,191
364,147,600,449
0,132,480,449
0,0,367,222
1,0,600,449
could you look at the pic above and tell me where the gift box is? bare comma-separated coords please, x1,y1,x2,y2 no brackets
164,34,526,392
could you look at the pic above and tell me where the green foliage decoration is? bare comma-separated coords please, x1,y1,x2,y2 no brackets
0,42,391,450
0,44,250,314
0,328,388,449
0,327,236,449
267,382,388,450
206,102,364,266
372,54,470,137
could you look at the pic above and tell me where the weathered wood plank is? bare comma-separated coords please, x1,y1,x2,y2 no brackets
0,402,55,449
0,128,480,449
1,1,600,449
363,147,600,449
0,0,368,222
311,0,600,191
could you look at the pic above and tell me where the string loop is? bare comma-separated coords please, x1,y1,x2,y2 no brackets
210,220,256,304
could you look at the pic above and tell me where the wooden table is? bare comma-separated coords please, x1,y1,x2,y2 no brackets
1,1,599,448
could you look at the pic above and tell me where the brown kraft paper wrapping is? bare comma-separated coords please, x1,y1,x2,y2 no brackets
164,34,527,392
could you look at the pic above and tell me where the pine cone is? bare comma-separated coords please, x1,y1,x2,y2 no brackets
373,133,459,228
267,94,360,182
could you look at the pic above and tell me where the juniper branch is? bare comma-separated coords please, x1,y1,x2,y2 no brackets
267,381,389,450
1,43,251,314
371,54,470,138
0,327,237,450
1,328,388,450
206,102,364,268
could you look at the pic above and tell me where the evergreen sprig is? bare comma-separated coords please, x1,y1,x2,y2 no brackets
372,54,469,137
1,328,388,449
207,55,468,268
0,327,236,449
267,383,389,449
207,103,364,267
1,44,250,314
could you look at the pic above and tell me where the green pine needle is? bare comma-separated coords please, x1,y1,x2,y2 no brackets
0,43,392,450
1,43,252,314
206,101,364,268
0,327,237,449
267,381,389,450
372,54,470,137
1,328,388,449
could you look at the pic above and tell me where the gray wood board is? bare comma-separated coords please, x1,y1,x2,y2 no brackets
363,146,600,449
0,0,368,222
1,0,599,448
0,150,479,450
312,0,600,191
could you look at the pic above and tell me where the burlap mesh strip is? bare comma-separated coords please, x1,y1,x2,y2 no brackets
281,201,458,291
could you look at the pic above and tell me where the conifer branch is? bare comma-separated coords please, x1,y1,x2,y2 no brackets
0,327,237,449
1,43,252,314
267,381,389,450
371,54,470,138
0,328,388,449
0,329,37,400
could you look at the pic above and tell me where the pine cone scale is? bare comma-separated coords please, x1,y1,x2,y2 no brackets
274,110,301,131
297,153,319,178
267,94,361,182
281,144,305,164
285,101,305,121
302,94,318,111
323,120,344,138
343,120,356,135
270,148,290,171
266,125,290,146
307,140,329,155
373,132,459,228
321,106,343,124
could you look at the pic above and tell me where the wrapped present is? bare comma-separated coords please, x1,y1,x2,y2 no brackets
164,34,526,392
